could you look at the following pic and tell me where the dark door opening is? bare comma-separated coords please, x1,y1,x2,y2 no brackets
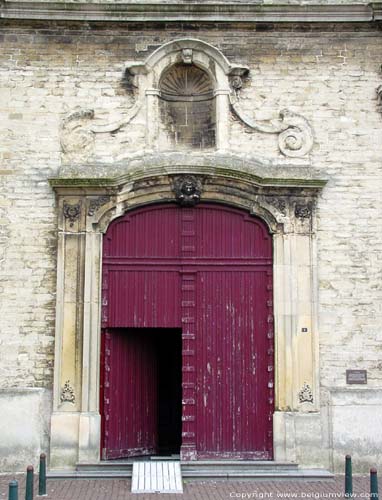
101,327,182,459
156,329,182,455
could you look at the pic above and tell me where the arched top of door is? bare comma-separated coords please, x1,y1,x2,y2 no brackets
105,201,272,245
50,150,327,236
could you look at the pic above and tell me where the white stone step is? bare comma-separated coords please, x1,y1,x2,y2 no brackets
131,461,183,494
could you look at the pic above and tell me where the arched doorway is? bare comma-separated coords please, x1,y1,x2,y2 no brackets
100,202,274,460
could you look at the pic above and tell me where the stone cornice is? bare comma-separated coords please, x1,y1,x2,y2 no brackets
48,152,328,192
0,1,381,23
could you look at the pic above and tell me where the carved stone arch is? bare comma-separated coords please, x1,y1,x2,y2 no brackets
126,38,248,87
125,38,248,149
92,175,282,236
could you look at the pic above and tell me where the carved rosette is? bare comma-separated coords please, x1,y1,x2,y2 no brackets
60,380,75,404
298,382,313,404
172,175,203,207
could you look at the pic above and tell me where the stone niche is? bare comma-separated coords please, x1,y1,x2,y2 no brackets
60,38,315,165
159,63,216,149
50,38,328,470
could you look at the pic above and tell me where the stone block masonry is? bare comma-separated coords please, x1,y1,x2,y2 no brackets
0,17,381,471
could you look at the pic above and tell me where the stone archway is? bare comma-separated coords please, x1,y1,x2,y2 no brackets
49,151,326,469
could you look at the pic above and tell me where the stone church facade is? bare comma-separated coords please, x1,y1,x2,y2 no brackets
0,0,381,473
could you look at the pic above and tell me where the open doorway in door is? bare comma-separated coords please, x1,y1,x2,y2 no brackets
100,328,182,460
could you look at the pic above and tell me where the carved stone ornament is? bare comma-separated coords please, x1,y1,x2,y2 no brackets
60,380,75,404
295,201,313,219
230,98,314,158
63,201,81,227
267,197,287,216
230,75,243,91
88,196,110,216
60,104,141,163
377,84,382,109
173,175,202,207
181,48,193,64
60,108,95,162
298,382,314,404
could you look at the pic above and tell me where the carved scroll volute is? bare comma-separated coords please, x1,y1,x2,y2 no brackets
231,99,314,159
278,110,314,158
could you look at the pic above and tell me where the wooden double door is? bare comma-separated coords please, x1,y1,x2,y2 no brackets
101,203,274,460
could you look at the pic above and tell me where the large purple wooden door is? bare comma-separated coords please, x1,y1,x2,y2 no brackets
101,203,274,460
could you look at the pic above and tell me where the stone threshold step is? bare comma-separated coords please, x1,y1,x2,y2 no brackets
48,468,333,481
77,460,298,470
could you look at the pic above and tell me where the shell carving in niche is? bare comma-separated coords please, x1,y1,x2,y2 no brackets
159,63,216,149
160,64,214,100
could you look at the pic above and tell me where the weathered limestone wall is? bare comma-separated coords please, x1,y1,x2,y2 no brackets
0,19,381,471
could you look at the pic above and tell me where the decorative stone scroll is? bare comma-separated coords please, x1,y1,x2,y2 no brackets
59,39,315,162
60,103,141,162
60,109,95,162
231,97,314,158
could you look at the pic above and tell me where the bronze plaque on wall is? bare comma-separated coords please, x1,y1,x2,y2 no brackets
346,369,367,385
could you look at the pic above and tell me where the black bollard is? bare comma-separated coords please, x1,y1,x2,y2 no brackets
370,468,379,500
9,480,18,500
38,453,47,497
345,455,353,497
25,466,34,500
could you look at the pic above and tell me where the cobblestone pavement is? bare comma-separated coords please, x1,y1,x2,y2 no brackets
0,475,380,500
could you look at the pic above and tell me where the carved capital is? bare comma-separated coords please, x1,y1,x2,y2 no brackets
172,175,203,207
295,201,313,219
63,201,81,227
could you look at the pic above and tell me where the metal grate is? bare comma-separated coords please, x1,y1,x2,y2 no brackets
131,461,183,494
